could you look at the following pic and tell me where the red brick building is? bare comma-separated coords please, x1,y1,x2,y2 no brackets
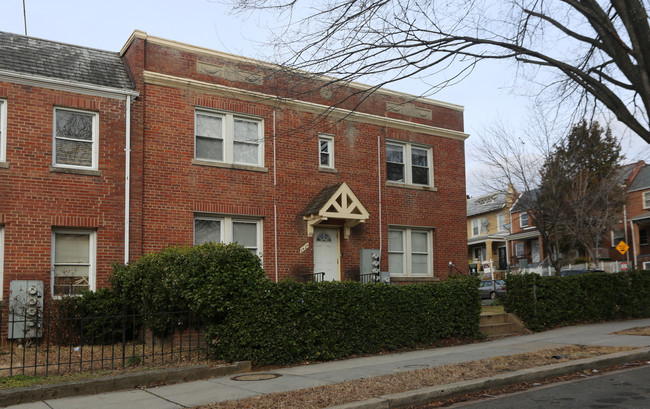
0,30,469,300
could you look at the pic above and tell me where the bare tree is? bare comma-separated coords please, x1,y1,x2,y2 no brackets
228,0,650,143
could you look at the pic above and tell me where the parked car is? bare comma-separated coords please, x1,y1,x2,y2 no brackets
560,269,604,277
479,279,506,299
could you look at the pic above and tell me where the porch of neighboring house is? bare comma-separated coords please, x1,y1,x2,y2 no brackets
468,238,507,275
506,230,542,273
630,214,650,270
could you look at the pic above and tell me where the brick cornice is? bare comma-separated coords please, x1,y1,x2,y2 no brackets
143,70,469,141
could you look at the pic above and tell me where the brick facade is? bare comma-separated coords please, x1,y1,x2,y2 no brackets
0,30,469,300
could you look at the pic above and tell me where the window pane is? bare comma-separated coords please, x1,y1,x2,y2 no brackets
233,222,257,249
389,253,403,275
196,136,223,161
387,163,405,182
320,152,330,166
320,139,329,153
411,231,428,253
388,230,404,252
233,142,258,164
411,148,428,166
55,139,92,166
55,234,90,263
412,166,429,185
195,219,221,245
196,114,223,138
386,144,403,163
411,254,428,275
233,119,259,142
56,110,93,141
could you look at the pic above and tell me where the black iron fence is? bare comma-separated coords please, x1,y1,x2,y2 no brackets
0,308,207,377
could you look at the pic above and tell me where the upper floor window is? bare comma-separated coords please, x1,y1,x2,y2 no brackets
644,191,650,209
386,142,433,186
195,110,264,167
388,227,432,277
53,108,98,169
0,99,6,163
515,242,525,257
497,213,507,232
318,134,334,169
51,230,96,297
520,212,529,228
194,215,262,256
471,218,487,236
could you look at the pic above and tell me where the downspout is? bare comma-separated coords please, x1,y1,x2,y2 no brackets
623,205,630,266
629,220,637,269
273,111,278,282
124,95,131,264
377,135,383,261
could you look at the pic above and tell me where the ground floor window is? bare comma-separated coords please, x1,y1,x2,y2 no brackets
51,230,96,297
0,226,4,299
194,215,262,256
388,227,432,277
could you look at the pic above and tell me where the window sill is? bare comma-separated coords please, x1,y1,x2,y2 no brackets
390,276,439,282
0,161,9,169
192,159,268,173
318,166,338,174
386,181,437,191
49,166,101,177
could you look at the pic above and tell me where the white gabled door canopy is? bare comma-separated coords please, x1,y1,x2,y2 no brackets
303,182,370,239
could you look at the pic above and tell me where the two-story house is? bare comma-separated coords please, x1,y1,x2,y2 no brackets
466,186,516,272
0,30,469,300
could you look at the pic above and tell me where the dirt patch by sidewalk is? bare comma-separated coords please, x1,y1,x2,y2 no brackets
200,345,634,409
611,326,650,336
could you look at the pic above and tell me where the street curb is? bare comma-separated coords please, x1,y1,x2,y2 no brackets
0,360,251,408
325,347,650,409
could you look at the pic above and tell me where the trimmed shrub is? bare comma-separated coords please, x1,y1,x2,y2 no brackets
110,242,269,335
206,276,481,366
504,270,650,331
59,288,134,345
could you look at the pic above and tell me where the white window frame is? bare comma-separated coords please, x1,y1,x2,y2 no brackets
318,134,335,169
53,107,99,170
611,229,624,247
644,191,650,209
497,213,507,232
51,229,96,298
388,227,433,277
515,242,525,258
520,212,529,228
0,99,6,163
194,215,263,257
386,141,433,187
194,109,264,167
643,261,650,270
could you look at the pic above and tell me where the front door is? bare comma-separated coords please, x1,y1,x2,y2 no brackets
313,228,339,281
531,239,541,263
498,247,507,270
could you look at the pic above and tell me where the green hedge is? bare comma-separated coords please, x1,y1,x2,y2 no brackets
110,242,269,335
504,270,650,331
206,276,481,366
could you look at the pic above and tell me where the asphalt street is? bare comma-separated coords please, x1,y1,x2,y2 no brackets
448,364,650,408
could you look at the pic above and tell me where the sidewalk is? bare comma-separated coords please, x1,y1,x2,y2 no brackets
5,318,650,409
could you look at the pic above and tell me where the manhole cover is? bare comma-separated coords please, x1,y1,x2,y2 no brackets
231,373,281,381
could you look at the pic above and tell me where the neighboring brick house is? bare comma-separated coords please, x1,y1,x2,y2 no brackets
0,29,469,300
507,190,544,269
0,32,138,299
466,186,516,272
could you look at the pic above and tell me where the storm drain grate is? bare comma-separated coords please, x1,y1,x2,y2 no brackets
231,373,282,381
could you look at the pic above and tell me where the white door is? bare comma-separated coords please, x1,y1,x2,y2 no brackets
531,239,541,263
313,228,339,281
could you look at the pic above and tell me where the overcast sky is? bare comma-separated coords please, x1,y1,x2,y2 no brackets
2,0,649,196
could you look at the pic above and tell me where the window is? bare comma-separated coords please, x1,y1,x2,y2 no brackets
520,212,529,228
318,134,334,168
515,242,525,258
473,247,486,262
53,108,98,169
611,228,624,247
195,110,264,167
644,192,650,209
388,227,432,276
497,213,507,232
194,215,262,256
51,230,96,297
471,218,487,236
0,99,6,163
386,142,432,186
640,229,648,246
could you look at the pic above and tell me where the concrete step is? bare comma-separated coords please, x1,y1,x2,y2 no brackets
480,313,530,337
